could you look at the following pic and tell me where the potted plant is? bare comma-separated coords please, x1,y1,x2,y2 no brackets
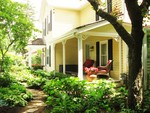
84,67,98,82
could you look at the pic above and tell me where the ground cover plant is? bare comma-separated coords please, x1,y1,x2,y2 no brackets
41,71,128,113
36,70,149,113
0,58,149,113
0,54,33,108
0,74,32,107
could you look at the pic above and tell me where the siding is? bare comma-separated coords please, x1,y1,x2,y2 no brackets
80,4,96,25
53,8,80,38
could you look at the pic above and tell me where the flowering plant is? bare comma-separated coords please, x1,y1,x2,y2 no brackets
84,67,98,75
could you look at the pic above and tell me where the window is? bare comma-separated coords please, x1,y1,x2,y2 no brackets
95,0,112,21
100,41,108,66
85,44,90,59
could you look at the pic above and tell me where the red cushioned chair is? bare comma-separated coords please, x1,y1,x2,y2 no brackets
83,59,94,68
97,60,113,78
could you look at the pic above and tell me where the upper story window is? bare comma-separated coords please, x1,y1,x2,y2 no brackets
96,0,112,21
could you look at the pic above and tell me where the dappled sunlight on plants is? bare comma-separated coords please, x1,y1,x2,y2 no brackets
1,60,149,113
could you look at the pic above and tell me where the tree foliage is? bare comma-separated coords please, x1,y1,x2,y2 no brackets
87,0,150,110
0,0,37,72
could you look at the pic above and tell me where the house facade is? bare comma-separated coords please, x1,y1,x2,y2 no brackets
38,0,131,80
33,0,150,83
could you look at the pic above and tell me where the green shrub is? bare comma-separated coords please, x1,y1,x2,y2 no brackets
0,83,32,107
142,90,150,112
46,71,72,80
44,77,86,113
27,70,72,89
27,77,47,89
10,65,33,82
31,69,50,78
0,73,17,87
43,77,116,113
1,56,13,73
108,86,128,112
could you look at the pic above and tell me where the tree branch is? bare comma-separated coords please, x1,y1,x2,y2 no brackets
87,0,133,47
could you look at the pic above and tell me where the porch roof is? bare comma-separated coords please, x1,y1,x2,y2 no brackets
26,38,46,54
50,20,131,44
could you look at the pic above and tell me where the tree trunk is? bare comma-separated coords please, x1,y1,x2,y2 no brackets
127,31,144,109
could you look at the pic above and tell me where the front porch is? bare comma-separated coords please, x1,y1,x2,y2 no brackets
44,21,131,80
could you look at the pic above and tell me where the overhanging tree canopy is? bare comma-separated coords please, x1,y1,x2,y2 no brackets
0,0,37,72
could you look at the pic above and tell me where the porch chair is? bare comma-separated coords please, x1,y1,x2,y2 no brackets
97,60,113,78
83,59,94,68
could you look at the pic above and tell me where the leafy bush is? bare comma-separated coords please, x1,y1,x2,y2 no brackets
10,65,33,82
27,77,47,89
31,69,50,78
108,86,128,112
43,76,116,113
0,73,17,87
142,90,150,112
0,83,32,107
1,56,13,73
44,77,86,113
27,70,72,89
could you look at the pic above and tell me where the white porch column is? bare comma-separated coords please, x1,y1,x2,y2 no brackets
78,35,84,80
62,41,66,74
51,44,56,71
28,48,32,68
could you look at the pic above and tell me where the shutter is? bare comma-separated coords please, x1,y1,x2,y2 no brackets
107,0,112,13
47,16,48,34
45,18,46,36
45,48,47,65
48,10,52,31
45,48,49,65
108,39,113,69
96,42,100,67
49,45,51,67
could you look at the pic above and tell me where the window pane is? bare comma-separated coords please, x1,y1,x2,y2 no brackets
85,44,90,59
101,42,107,66
101,44,106,55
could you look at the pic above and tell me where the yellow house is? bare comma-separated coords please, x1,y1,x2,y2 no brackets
37,0,133,80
